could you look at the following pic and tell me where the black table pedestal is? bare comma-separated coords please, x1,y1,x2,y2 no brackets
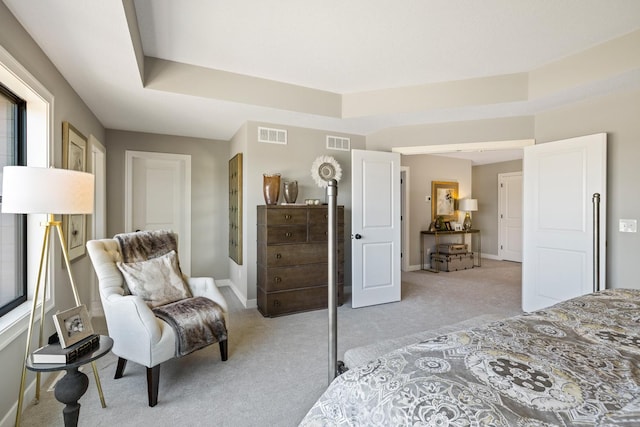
25,335,113,427
54,367,89,427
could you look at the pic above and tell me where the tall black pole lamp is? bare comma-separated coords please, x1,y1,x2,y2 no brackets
1,166,106,426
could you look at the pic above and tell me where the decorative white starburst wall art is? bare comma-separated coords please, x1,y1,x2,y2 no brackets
311,155,342,188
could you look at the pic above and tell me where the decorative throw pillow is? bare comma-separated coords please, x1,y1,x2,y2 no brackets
116,250,192,308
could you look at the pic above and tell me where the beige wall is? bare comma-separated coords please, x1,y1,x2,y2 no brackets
401,155,472,267
238,121,365,304
0,3,105,421
472,160,522,257
534,89,640,289
104,130,230,279
368,116,533,267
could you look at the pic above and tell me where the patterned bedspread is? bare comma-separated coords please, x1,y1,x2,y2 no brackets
300,289,640,426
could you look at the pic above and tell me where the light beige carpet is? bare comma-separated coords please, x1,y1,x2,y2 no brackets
19,259,521,426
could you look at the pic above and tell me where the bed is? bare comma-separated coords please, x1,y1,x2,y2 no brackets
300,289,640,426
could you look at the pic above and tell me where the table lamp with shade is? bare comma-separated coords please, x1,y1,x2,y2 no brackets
458,198,478,230
1,166,106,426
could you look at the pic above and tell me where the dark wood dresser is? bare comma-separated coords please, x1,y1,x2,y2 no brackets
257,205,344,317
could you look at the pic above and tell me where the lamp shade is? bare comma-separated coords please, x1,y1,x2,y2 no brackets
458,198,478,212
1,166,94,214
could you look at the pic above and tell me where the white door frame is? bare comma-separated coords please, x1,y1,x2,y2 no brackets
401,167,410,272
89,135,106,317
124,150,192,274
498,171,523,262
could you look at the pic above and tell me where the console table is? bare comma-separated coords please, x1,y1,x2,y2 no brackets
420,229,481,272
26,335,113,427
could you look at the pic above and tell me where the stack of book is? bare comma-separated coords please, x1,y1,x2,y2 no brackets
31,334,100,364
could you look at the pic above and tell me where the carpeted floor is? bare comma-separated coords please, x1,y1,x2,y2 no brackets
19,259,522,426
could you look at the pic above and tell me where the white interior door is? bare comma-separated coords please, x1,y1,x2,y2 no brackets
351,149,401,308
498,172,522,262
522,133,606,312
125,150,192,275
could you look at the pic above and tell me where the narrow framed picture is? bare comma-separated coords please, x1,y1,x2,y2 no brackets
431,181,458,222
53,304,94,348
62,121,88,261
444,221,452,231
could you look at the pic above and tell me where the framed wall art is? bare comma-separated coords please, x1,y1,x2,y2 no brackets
53,304,94,348
62,121,88,261
228,153,243,264
431,181,458,221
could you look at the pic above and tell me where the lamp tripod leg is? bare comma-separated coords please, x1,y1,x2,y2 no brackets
55,223,107,408
15,224,52,427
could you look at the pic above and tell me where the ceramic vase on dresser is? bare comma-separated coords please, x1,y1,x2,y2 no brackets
283,180,298,203
263,173,281,205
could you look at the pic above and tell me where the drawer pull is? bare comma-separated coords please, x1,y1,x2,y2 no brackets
285,232,292,237
276,253,282,259
284,214,292,220
274,276,282,283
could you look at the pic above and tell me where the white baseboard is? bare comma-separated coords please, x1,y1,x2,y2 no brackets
1,372,54,427
406,264,425,271
216,279,257,309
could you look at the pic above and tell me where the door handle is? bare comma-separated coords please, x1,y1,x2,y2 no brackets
353,234,362,240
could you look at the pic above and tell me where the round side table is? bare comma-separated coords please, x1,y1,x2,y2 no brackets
26,335,113,427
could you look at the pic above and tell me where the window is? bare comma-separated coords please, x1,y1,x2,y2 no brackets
0,45,53,345
0,84,27,317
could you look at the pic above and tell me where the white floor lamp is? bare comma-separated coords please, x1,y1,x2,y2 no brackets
1,166,106,426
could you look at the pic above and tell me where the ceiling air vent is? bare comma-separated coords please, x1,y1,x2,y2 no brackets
326,135,350,151
258,127,287,145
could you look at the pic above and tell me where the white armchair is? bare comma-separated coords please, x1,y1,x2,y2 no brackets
87,238,228,407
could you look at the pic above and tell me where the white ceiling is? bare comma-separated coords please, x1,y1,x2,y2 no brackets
4,0,640,157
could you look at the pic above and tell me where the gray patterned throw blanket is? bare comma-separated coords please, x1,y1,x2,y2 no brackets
301,289,640,426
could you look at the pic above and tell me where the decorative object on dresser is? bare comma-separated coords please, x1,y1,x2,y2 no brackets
262,173,281,205
283,180,298,203
257,205,344,317
458,198,478,230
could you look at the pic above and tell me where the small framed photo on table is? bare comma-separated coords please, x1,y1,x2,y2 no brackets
444,221,452,231
53,305,94,348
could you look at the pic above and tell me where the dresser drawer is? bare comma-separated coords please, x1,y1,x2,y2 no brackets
257,285,344,317
309,207,344,224
258,224,307,244
258,242,344,267
258,207,307,225
309,223,344,242
258,264,344,292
